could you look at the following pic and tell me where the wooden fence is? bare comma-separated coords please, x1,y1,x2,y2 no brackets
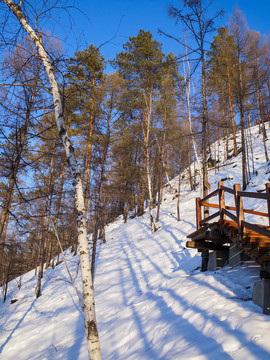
195,181,270,240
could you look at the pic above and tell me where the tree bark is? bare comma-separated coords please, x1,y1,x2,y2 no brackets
144,92,157,233
227,66,237,156
2,1,102,358
183,48,203,196
238,48,248,191
84,113,95,224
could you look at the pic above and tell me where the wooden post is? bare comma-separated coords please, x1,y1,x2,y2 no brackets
196,197,202,230
218,181,225,221
266,183,270,226
234,183,245,239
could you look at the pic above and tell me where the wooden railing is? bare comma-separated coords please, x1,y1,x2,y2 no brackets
196,181,270,239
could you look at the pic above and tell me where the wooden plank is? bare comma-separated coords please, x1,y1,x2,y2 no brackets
187,222,219,241
248,236,270,242
247,238,270,246
196,197,202,230
238,191,270,200
242,221,270,238
266,183,270,226
244,226,270,234
234,183,244,238
225,205,268,217
223,209,238,223
244,209,268,217
219,181,225,221
200,202,219,209
201,204,265,218
186,240,200,248
186,224,209,239
199,188,218,204
186,240,229,251
220,185,235,194
200,210,220,225
225,205,236,211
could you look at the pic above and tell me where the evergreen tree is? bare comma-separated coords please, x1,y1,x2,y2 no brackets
112,29,166,231
66,44,106,227
207,26,238,156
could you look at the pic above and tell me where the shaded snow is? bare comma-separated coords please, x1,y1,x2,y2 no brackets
1,124,270,359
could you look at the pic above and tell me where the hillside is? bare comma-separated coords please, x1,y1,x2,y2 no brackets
0,124,270,360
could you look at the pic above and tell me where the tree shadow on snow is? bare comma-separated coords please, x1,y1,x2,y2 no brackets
115,231,270,359
117,237,234,359
0,296,38,355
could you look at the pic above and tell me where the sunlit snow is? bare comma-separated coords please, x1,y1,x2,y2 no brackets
1,124,270,359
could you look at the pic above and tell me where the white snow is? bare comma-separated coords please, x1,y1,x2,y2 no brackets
1,124,270,359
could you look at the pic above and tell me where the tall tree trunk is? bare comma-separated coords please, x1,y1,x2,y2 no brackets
177,159,181,222
2,2,102,358
183,49,203,196
247,109,255,174
245,127,251,182
198,4,209,207
36,230,45,298
37,146,55,294
256,87,269,162
227,66,237,156
187,138,193,190
91,107,111,279
156,126,166,223
238,50,248,190
84,113,95,224
144,92,157,233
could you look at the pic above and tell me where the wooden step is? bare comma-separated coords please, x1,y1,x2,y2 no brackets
186,240,229,251
186,222,219,241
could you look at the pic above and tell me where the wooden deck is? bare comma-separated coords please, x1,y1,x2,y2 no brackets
186,181,270,269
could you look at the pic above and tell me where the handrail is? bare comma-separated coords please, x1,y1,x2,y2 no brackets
199,188,219,204
200,202,268,217
242,221,270,238
195,181,270,240
200,210,220,225
223,209,237,223
238,191,270,200
220,185,235,195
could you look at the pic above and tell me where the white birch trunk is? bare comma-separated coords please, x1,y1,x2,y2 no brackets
2,1,102,359
144,91,157,233
183,45,203,197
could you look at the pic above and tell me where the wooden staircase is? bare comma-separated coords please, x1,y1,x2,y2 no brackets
186,181,270,270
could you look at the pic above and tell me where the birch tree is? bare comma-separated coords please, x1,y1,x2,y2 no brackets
160,0,223,202
183,43,203,196
0,1,102,358
144,90,157,232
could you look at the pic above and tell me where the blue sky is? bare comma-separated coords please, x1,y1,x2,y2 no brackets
53,0,269,69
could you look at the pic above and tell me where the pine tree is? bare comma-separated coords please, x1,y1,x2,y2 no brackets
112,29,165,231
207,26,238,156
66,44,106,226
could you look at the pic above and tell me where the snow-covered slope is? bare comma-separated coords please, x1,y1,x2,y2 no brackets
1,124,270,360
